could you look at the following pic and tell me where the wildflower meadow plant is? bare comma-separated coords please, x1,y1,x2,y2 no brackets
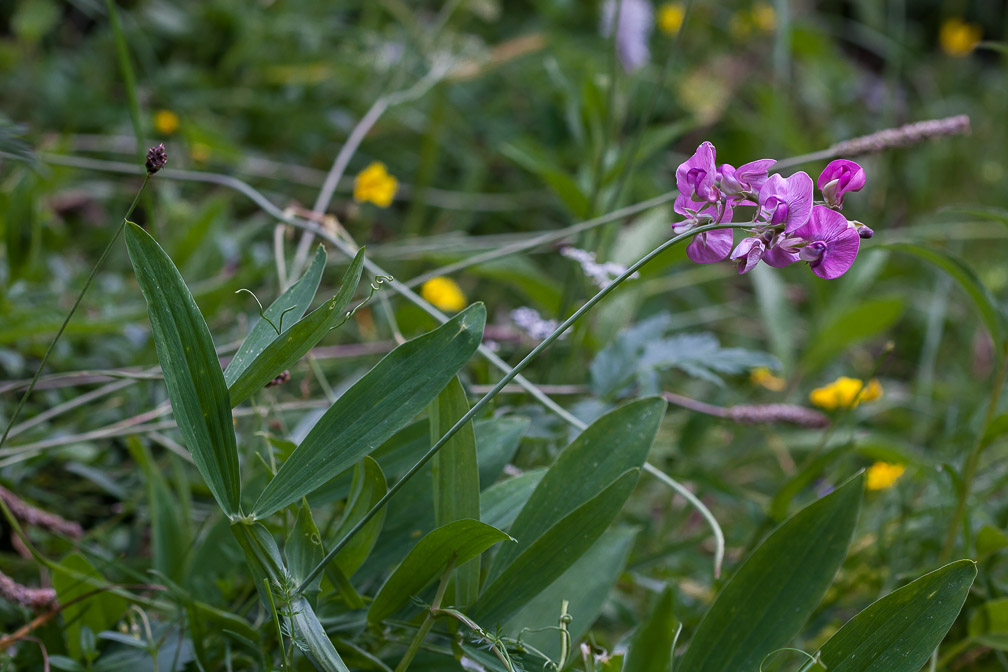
673,142,870,279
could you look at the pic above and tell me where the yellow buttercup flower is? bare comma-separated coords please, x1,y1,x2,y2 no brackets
154,109,179,135
750,367,786,392
657,3,686,36
809,376,882,410
940,18,982,57
353,162,398,208
421,277,467,313
866,462,905,490
751,3,776,32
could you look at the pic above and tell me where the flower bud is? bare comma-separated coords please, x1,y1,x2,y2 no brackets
145,143,167,174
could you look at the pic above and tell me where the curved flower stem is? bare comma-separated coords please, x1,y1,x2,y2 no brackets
294,220,752,592
0,174,151,452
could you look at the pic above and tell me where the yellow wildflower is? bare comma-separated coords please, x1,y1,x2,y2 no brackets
153,109,179,135
353,162,398,208
751,3,776,32
421,277,467,313
750,367,786,392
940,18,982,57
866,462,905,490
657,3,686,36
809,376,883,410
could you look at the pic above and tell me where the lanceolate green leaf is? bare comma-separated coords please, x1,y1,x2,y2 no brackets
678,474,864,672
818,560,976,672
622,586,681,672
252,303,486,518
228,249,365,406
884,242,1005,347
224,244,327,386
331,456,387,579
470,469,640,625
368,519,513,623
285,501,326,597
125,222,241,515
487,397,665,583
289,595,351,672
431,376,481,606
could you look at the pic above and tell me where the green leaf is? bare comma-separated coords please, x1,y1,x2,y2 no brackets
252,303,486,518
368,519,513,623
125,222,241,515
501,141,590,216
970,595,1008,650
487,397,666,583
330,456,387,579
51,553,128,660
126,436,188,581
802,297,905,373
470,469,639,625
481,469,546,530
622,585,681,672
883,243,1004,347
818,560,975,671
677,474,864,672
231,522,290,609
475,417,530,486
286,501,325,597
228,249,365,406
288,595,351,672
503,527,636,662
431,376,481,606
224,244,326,385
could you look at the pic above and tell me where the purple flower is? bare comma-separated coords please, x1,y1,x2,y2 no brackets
675,141,720,214
601,0,654,73
729,236,765,274
817,159,866,208
758,171,813,233
687,229,734,264
719,158,775,199
793,205,860,279
762,233,801,267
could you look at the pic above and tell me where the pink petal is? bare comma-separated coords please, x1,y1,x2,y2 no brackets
782,171,814,233
687,228,733,263
813,228,860,279
794,205,849,242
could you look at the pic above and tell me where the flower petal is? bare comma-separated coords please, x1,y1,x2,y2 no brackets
794,205,849,242
686,228,733,263
813,228,860,279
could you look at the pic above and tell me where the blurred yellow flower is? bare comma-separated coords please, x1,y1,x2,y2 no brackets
809,376,882,410
751,367,786,391
657,3,686,36
154,109,179,135
421,277,467,313
353,162,398,207
751,3,776,32
190,142,211,164
866,462,905,490
940,18,982,57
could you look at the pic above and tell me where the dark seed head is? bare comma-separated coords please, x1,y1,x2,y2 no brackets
145,143,167,174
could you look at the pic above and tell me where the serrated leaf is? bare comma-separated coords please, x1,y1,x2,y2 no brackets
228,249,365,406
125,222,240,515
470,469,639,625
252,303,486,518
678,474,863,672
225,245,326,384
487,397,666,582
818,560,975,672
368,519,513,623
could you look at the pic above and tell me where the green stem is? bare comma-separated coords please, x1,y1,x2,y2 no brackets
394,557,455,672
0,175,150,452
294,220,752,593
940,341,1008,561
105,0,145,159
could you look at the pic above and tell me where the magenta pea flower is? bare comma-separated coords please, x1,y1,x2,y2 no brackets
729,236,765,274
682,202,734,263
719,158,775,200
817,159,866,208
762,233,801,268
675,142,720,215
793,205,860,279
758,171,813,233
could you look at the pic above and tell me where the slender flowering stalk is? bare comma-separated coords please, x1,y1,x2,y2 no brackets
0,147,162,451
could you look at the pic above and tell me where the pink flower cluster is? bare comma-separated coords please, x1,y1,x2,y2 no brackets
674,142,870,279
